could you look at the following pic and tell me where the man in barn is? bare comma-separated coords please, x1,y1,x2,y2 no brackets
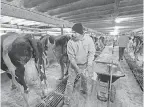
63,23,96,107
118,33,129,61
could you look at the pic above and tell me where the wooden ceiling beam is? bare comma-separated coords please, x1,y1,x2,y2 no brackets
1,23,46,31
1,2,73,28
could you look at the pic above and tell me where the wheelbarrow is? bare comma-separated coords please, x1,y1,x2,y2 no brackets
95,61,125,104
97,71,125,83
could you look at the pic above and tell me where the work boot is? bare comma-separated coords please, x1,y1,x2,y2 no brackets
63,96,70,107
80,89,87,95
64,70,68,76
11,84,17,90
80,88,87,99
80,75,87,96
59,76,64,80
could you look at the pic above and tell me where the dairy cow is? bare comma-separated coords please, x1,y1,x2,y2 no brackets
1,32,50,107
48,35,71,80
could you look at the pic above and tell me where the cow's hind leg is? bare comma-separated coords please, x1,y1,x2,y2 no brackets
65,62,69,76
35,62,47,99
15,65,30,107
6,73,17,90
15,65,29,93
3,53,18,90
18,83,30,107
39,68,47,99
36,74,47,99
64,56,70,77
59,57,65,80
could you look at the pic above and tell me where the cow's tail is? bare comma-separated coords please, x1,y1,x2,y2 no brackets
42,53,47,87
2,50,18,84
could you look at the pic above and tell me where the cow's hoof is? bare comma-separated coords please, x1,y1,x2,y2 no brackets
41,92,47,99
59,76,64,80
24,88,29,94
80,90,87,99
41,95,46,99
64,72,68,76
59,78,63,80
11,85,17,90
40,100,46,106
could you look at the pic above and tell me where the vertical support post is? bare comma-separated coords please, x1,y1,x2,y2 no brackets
61,25,64,35
107,0,120,107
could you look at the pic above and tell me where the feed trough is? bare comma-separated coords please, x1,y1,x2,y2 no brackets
124,53,143,91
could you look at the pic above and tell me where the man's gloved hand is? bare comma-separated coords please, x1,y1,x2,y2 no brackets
75,67,81,75
77,72,81,79
74,68,82,82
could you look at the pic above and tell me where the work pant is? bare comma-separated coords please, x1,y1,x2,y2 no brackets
119,47,125,61
64,64,92,106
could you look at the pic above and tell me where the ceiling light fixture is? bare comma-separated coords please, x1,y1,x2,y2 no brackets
115,17,131,23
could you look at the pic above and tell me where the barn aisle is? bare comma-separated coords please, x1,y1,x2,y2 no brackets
69,46,143,107
114,59,143,107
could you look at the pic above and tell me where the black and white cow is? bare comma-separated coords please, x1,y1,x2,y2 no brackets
133,36,143,61
1,32,50,107
48,35,71,80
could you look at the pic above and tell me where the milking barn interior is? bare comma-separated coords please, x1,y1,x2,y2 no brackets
0,0,143,107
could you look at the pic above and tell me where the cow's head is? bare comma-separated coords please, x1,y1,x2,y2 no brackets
39,36,49,53
51,35,70,55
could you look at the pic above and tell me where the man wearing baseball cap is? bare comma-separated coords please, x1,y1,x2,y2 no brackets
63,23,96,107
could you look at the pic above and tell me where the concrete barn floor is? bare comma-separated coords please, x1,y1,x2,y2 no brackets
1,58,143,107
